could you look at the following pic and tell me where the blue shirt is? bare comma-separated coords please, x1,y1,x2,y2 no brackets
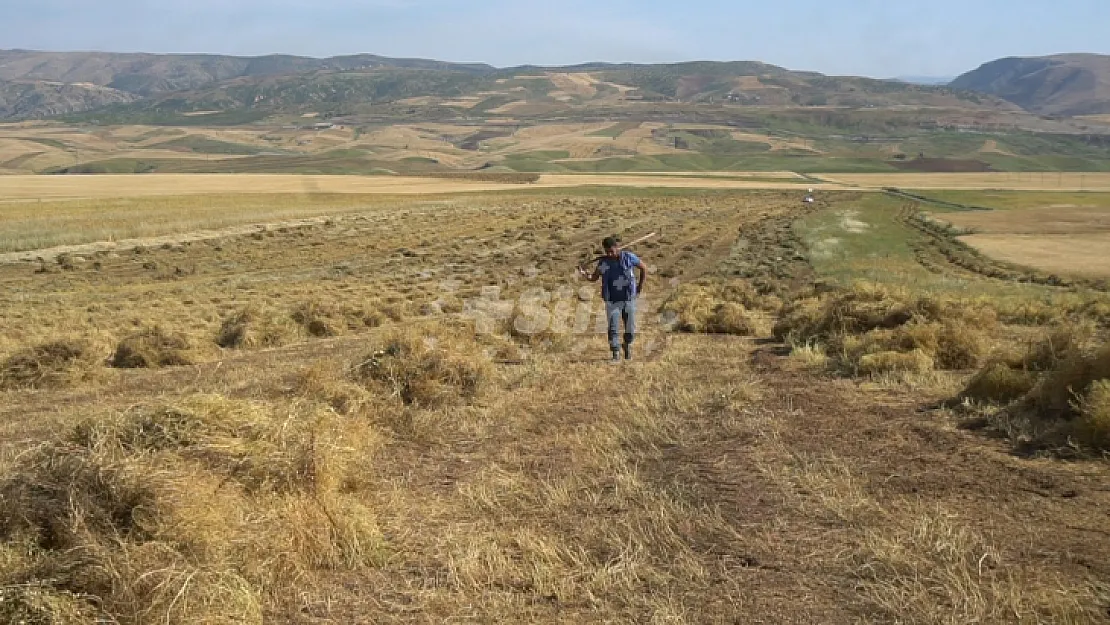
598,251,641,302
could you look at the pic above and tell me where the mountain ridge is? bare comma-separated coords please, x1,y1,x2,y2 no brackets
950,53,1110,116
0,49,1035,121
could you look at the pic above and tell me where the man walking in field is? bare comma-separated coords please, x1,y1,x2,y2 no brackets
579,236,648,363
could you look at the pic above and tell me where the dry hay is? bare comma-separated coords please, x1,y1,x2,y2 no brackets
959,361,1037,403
291,300,386,338
498,296,575,353
217,305,301,349
0,583,106,624
1075,379,1110,450
289,360,377,416
110,325,193,368
959,326,1110,452
857,349,934,375
0,394,383,622
351,327,494,408
776,282,996,375
0,339,102,390
1031,341,1110,420
662,280,777,336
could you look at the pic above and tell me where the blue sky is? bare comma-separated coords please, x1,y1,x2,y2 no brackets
2,0,1107,77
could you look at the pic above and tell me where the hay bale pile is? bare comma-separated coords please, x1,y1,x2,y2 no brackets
957,325,1110,452
217,305,300,349
0,339,101,390
111,326,193,368
352,328,493,408
662,279,779,336
0,394,382,623
775,282,995,375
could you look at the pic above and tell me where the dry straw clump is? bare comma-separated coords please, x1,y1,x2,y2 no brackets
110,325,193,368
0,394,384,623
857,349,935,375
217,305,300,349
0,339,102,390
775,282,996,377
291,300,385,338
290,360,378,416
957,327,1110,453
662,280,774,336
0,583,107,624
1075,379,1110,450
352,327,494,408
504,300,575,353
960,361,1037,404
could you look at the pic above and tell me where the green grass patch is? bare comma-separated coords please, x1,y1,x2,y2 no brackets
43,151,447,176
150,136,263,155
46,158,159,174
587,122,640,138
796,192,1094,306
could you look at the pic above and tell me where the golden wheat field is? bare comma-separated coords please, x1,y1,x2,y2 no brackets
960,233,1110,278
929,197,1110,279
827,171,1110,191
1,182,1109,624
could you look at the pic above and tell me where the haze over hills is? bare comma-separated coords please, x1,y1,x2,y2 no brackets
892,76,957,86
950,53,1110,116
0,49,1016,122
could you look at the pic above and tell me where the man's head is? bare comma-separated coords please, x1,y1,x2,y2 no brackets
602,236,621,259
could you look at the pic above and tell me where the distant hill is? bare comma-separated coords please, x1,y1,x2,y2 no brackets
950,54,1110,116
0,50,494,94
0,80,138,119
0,49,1016,121
0,50,494,119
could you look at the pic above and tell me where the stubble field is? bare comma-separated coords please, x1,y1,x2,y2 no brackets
1,181,1109,624
922,191,1110,279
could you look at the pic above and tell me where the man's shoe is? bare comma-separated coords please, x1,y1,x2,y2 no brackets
610,350,622,364
623,345,632,361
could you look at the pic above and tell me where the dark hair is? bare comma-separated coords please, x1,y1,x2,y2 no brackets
602,236,619,249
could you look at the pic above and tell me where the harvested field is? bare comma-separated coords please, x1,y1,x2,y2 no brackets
0,173,853,202
922,197,1110,279
937,205,1110,235
0,174,526,199
2,186,1109,623
959,233,1110,278
825,172,1110,190
889,157,993,172
548,72,598,97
